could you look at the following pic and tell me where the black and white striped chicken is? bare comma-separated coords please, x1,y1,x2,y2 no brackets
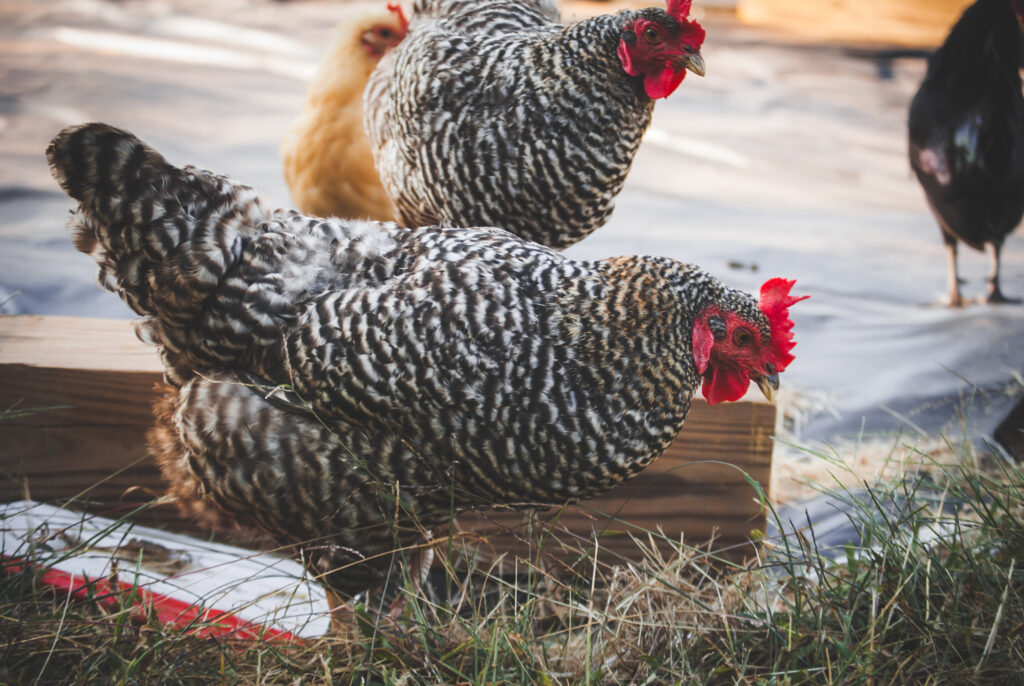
364,0,707,249
47,123,804,602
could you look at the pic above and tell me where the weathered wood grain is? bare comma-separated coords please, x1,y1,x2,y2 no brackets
738,0,971,47
0,314,774,563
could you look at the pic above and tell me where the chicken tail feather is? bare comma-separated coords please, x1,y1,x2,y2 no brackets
47,124,275,368
47,122,269,317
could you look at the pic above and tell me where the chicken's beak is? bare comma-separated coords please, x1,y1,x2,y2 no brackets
755,373,779,402
672,51,706,77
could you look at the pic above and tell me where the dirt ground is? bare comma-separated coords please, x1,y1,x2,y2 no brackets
1,0,1022,502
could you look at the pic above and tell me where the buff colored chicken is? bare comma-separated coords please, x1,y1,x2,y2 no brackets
281,3,407,220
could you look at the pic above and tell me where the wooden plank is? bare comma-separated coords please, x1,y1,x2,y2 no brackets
0,314,774,562
0,314,163,373
737,0,971,47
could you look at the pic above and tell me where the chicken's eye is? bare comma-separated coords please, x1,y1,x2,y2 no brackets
733,328,753,346
378,28,393,39
643,26,660,43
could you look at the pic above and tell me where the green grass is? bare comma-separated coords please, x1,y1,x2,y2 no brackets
2,441,1022,685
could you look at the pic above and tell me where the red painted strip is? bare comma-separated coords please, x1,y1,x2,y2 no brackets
3,555,301,642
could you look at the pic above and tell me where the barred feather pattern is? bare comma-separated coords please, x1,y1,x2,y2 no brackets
365,1,674,249
48,123,771,597
410,0,560,31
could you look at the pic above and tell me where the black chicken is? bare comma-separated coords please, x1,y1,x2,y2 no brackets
908,0,1024,305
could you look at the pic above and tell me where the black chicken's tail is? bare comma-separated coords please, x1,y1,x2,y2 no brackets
47,123,273,382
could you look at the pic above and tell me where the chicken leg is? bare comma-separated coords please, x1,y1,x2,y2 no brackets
943,236,965,307
985,239,1020,304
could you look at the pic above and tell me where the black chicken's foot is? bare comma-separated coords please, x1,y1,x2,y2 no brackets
985,288,1021,305
943,291,966,308
943,241,964,307
984,244,1017,304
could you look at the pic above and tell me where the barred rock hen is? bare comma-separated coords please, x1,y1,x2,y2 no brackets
47,123,804,610
364,0,706,249
281,4,407,221
908,0,1024,305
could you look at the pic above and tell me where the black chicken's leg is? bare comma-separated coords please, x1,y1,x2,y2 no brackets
942,233,965,307
985,238,1020,304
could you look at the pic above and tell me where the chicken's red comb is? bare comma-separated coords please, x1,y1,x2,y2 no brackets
387,3,409,32
666,0,706,45
759,278,809,372
667,0,693,20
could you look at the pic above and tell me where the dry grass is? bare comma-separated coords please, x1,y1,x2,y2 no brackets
2,400,1023,683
